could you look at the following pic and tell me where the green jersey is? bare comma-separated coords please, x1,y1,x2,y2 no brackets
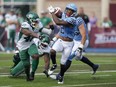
40,17,52,27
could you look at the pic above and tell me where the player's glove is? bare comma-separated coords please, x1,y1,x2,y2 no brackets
49,25,54,30
47,6,55,13
75,44,84,60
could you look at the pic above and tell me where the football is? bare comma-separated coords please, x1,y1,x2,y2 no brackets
54,7,62,18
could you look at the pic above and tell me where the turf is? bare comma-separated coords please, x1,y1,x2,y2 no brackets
0,53,116,87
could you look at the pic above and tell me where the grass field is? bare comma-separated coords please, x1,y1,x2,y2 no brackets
0,52,116,87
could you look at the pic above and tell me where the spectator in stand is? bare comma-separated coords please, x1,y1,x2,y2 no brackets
17,13,24,25
40,10,52,28
5,10,18,53
0,12,6,51
0,11,4,26
76,7,90,33
76,7,89,26
40,10,59,39
89,11,97,28
15,13,25,43
102,17,113,28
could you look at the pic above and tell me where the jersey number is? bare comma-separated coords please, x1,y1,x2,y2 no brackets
24,36,33,42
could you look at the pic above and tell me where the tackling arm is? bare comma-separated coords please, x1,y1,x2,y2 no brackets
21,28,39,38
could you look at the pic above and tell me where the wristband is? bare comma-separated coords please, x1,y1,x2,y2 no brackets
52,37,58,42
79,44,84,49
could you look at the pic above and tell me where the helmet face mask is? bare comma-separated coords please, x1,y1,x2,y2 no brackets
39,34,50,49
31,19,40,28
65,3,77,17
39,42,48,49
26,12,40,28
65,8,75,17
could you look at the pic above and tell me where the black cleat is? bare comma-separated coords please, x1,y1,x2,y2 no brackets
30,72,35,81
26,77,34,81
57,75,64,84
43,70,49,77
48,64,57,75
92,64,99,75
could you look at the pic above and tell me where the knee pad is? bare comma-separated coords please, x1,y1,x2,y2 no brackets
13,53,20,65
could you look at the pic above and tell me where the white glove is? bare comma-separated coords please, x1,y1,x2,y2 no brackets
47,6,55,13
75,44,84,60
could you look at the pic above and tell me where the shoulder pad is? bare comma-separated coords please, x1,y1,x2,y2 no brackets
21,22,30,29
38,22,43,29
76,17,84,27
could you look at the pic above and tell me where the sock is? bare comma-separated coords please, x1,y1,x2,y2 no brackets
24,65,30,79
59,64,65,77
65,60,72,71
50,52,56,64
32,59,39,73
59,60,72,77
81,56,94,67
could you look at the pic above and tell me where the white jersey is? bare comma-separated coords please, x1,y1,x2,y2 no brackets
16,22,43,51
33,38,51,55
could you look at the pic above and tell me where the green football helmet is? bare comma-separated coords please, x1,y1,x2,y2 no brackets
26,12,40,28
39,33,50,49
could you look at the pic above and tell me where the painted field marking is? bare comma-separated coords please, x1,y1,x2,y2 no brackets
52,82,116,87
0,70,116,77
0,86,12,87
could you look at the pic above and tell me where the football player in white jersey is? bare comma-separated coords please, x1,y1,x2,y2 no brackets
14,12,54,81
48,3,77,84
30,33,51,78
11,33,51,78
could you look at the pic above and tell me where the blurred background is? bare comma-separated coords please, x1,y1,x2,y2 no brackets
0,0,116,53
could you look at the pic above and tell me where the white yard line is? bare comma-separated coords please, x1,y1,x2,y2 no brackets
52,82,116,87
0,86,12,87
1,52,116,55
0,70,116,77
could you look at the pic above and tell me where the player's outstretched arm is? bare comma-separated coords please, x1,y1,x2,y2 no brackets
51,13,69,25
47,6,69,25
78,23,86,46
21,28,39,38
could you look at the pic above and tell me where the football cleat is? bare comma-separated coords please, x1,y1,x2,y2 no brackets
57,75,64,84
26,77,34,81
49,74,57,80
92,64,99,75
43,70,49,77
30,72,35,81
48,64,57,75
